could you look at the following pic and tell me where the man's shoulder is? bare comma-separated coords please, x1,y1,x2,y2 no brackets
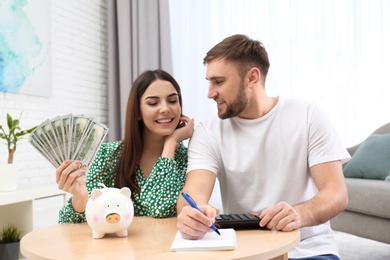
196,115,234,131
279,96,321,113
198,115,222,126
280,96,317,106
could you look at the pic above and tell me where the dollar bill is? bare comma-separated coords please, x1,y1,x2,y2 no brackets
28,138,53,167
76,121,109,166
34,124,63,167
51,116,66,161
28,114,109,169
29,130,61,168
70,115,93,160
61,114,73,160
44,118,64,162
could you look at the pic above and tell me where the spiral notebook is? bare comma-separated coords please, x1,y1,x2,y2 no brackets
170,228,237,251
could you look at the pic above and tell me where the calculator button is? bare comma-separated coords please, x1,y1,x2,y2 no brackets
220,214,230,220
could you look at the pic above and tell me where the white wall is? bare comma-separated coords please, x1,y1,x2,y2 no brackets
0,0,108,186
169,0,390,149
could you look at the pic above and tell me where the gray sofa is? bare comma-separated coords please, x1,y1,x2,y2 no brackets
330,123,390,244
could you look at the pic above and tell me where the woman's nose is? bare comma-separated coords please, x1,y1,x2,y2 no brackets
159,103,170,113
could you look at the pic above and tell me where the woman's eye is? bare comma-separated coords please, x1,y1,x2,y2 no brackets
169,99,179,104
147,102,158,106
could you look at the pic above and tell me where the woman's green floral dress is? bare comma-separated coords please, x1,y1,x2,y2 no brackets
58,141,187,223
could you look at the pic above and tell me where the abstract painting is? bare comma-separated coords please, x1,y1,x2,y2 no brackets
0,0,51,97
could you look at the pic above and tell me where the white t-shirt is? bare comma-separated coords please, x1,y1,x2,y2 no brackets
187,96,351,258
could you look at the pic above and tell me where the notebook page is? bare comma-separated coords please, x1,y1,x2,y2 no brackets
170,228,237,251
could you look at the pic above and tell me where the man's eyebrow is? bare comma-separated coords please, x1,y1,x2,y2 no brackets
207,76,224,81
144,93,178,100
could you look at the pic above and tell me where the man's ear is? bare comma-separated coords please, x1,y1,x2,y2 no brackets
247,67,261,88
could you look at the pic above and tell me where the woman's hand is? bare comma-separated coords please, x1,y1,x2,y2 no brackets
56,160,89,212
169,114,195,143
162,114,194,159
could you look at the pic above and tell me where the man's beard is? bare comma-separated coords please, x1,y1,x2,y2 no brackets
218,82,249,119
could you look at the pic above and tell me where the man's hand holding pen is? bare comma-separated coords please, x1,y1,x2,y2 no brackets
177,193,220,240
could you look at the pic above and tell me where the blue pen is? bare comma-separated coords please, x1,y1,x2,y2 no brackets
181,192,221,235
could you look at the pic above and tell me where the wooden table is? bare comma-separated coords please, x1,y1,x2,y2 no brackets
21,217,300,260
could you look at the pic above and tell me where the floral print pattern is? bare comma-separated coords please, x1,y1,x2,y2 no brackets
58,141,187,223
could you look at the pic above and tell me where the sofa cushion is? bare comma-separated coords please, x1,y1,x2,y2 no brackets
345,178,390,219
343,134,390,180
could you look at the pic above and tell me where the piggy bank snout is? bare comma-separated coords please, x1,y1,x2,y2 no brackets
106,212,121,223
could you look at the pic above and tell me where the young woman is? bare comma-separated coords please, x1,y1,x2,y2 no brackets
56,69,194,223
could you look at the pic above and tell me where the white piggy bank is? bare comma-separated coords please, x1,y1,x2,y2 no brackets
85,184,134,239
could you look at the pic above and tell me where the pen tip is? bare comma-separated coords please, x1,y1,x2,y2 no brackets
216,230,221,235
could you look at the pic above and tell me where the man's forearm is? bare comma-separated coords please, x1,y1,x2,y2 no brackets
294,187,348,227
176,170,217,215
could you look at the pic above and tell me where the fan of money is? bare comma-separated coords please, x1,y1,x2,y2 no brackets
28,114,109,168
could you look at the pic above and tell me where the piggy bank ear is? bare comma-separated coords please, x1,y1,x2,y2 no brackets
119,187,132,198
90,189,104,201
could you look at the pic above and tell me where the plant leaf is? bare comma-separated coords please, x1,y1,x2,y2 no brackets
6,114,13,129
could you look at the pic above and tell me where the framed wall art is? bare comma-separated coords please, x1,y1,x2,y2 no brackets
0,0,51,97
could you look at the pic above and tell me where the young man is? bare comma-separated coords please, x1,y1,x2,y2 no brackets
177,34,350,259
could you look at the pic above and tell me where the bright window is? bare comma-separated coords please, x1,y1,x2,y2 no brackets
169,0,390,147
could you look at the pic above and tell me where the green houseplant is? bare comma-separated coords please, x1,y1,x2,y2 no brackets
0,113,37,164
0,113,37,191
0,224,22,260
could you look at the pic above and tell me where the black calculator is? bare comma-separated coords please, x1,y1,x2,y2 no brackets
215,213,266,230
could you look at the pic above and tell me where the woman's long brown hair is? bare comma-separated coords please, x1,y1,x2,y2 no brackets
113,69,183,199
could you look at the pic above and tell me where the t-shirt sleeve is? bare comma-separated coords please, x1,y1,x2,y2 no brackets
186,121,220,175
307,103,351,167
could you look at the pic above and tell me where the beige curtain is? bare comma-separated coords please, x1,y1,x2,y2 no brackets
107,0,172,141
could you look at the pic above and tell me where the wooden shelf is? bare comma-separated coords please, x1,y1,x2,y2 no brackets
0,184,67,236
0,184,65,206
